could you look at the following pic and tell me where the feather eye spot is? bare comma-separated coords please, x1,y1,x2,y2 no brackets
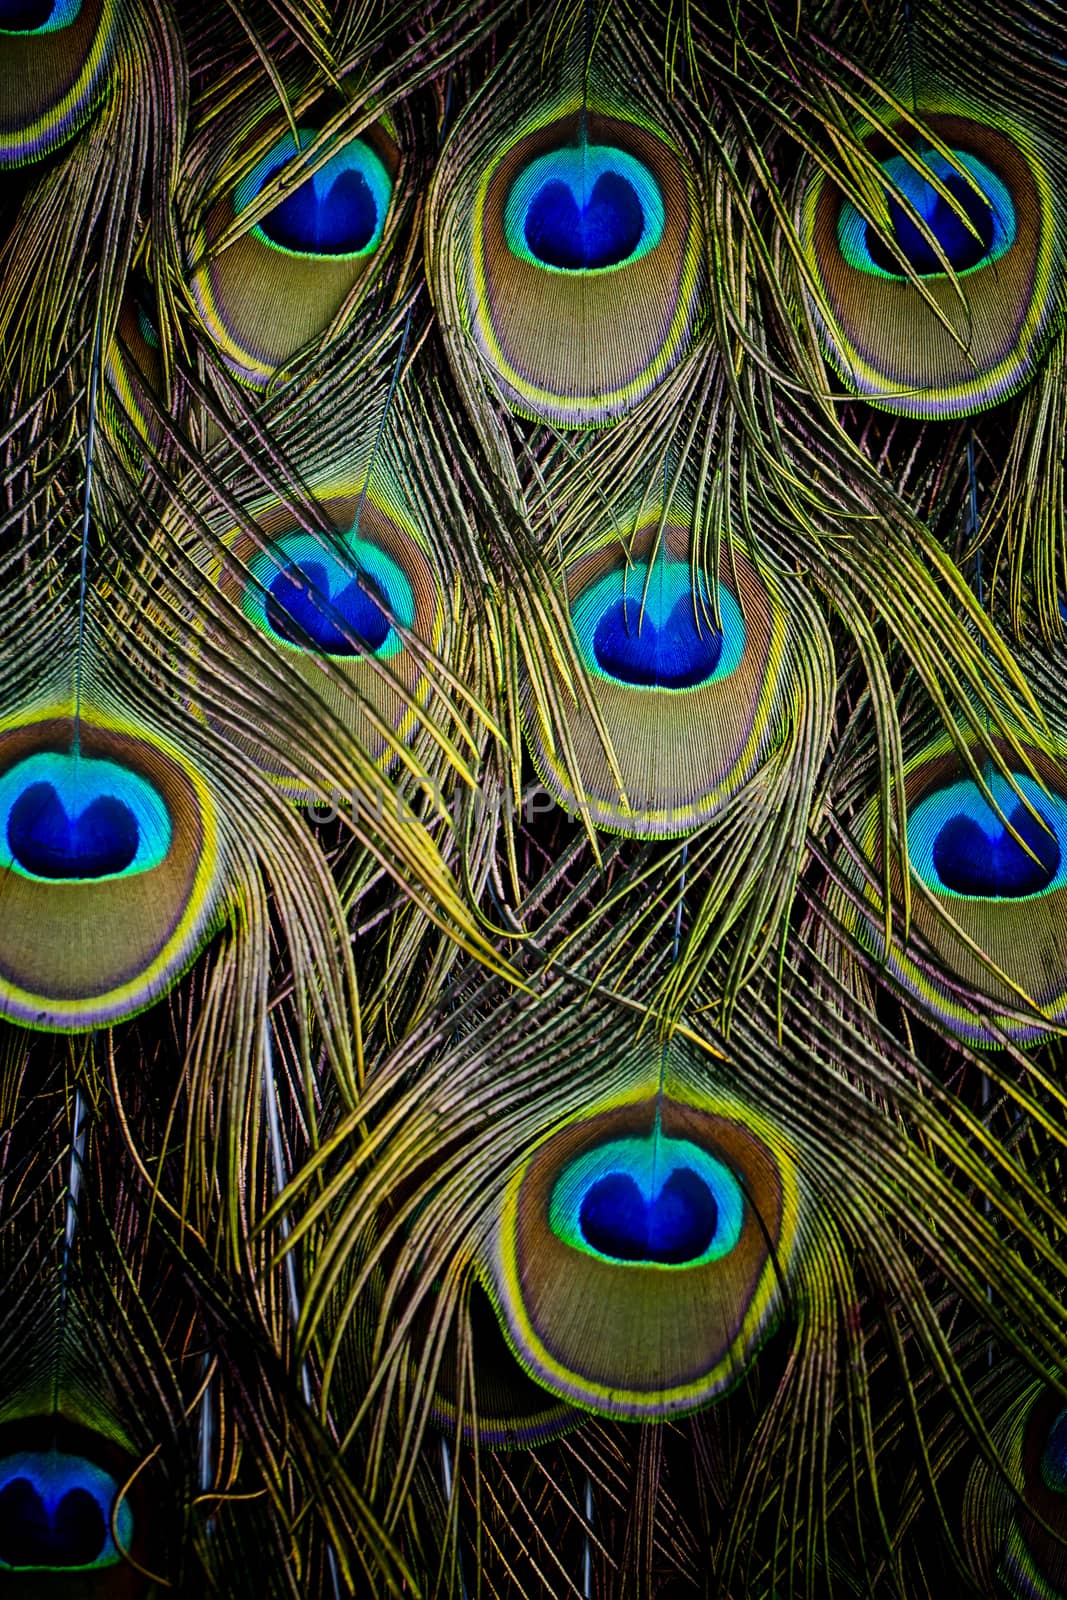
801,114,1061,415
525,171,642,267
0,717,223,1030
9,784,139,879
0,1479,105,1566
0,1451,132,1571
991,1388,1067,1599
209,487,445,777
931,804,1060,897
844,747,1067,1043
838,149,1014,279
432,106,704,425
236,131,392,261
506,145,664,272
190,120,399,383
484,1094,798,1418
579,1170,715,1261
551,1135,744,1266
523,522,804,838
0,754,171,882
909,777,1067,901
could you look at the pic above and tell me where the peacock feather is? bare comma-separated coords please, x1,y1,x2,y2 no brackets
1,0,1067,1595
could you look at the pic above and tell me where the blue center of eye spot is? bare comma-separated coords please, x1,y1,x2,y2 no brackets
868,168,994,275
908,774,1067,900
0,1452,132,1572
8,784,139,880
259,168,378,255
579,1166,718,1263
524,171,645,270
247,531,416,661
549,1133,744,1268
572,560,745,691
265,560,391,655
932,804,1060,897
1040,1406,1067,1495
0,0,79,32
0,1479,106,1568
836,148,1016,280
235,130,392,260
505,144,665,273
592,593,725,688
0,753,172,883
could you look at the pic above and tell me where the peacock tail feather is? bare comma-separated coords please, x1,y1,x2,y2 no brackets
1,0,1067,1595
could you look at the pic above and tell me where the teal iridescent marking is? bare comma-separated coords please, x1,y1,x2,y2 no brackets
571,562,745,691
0,1450,133,1570
135,302,160,351
837,148,1015,279
234,130,392,259
0,753,171,882
0,0,81,34
1041,1406,1067,1495
907,773,1067,900
504,144,665,273
549,1134,744,1267
245,531,415,661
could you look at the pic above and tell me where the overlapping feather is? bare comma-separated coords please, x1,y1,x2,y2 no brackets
0,0,1066,1597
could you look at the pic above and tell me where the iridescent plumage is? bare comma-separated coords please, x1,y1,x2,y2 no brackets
1,1,1066,1597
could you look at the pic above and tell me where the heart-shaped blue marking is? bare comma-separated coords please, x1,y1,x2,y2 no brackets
259,167,378,256
265,559,391,654
0,0,55,28
236,132,392,260
0,1477,107,1568
578,1166,718,1264
0,1451,132,1572
592,594,724,688
505,145,665,273
0,0,79,31
550,1133,745,1264
837,148,1015,281
7,782,139,880
867,168,994,276
524,170,645,270
932,802,1060,896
